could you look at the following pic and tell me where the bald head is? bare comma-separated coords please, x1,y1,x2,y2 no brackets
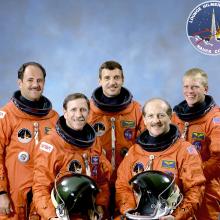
142,98,172,118
142,98,172,137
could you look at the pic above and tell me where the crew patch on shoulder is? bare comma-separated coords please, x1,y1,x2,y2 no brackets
187,145,198,155
68,160,82,173
39,142,54,153
132,162,144,176
18,128,32,144
93,122,106,136
0,111,6,119
213,117,220,124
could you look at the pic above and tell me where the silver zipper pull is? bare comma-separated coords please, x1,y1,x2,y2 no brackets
110,117,116,170
145,154,155,171
181,122,189,140
33,122,39,145
82,153,91,176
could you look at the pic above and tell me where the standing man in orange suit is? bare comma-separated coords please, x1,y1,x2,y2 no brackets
88,60,144,218
172,68,220,220
0,62,59,220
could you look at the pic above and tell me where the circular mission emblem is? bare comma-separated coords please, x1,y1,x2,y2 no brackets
186,1,220,55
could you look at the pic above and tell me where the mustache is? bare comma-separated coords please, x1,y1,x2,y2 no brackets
108,85,118,88
30,87,41,90
150,122,163,127
75,117,86,121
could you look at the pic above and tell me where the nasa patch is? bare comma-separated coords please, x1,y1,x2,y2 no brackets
17,128,32,144
193,141,202,151
68,160,82,174
93,122,105,136
124,129,133,140
39,142,54,153
18,151,30,163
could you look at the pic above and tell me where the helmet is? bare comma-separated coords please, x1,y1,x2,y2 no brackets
125,170,183,220
51,173,99,218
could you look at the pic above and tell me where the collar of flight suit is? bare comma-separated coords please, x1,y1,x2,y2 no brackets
56,116,95,148
137,124,179,152
91,86,133,112
11,90,52,116
173,95,215,121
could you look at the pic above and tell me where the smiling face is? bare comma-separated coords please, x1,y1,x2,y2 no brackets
18,65,45,101
99,68,124,97
63,98,89,131
183,76,208,107
143,100,171,137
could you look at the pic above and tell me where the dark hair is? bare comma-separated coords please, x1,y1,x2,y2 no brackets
18,62,46,80
63,93,90,110
99,60,124,79
142,98,172,117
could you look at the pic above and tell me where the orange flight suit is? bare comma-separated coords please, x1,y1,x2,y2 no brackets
88,89,144,183
172,97,220,220
0,96,59,220
33,120,112,220
116,127,206,220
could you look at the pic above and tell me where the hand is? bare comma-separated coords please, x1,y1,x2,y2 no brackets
88,205,104,220
159,215,175,220
124,208,134,214
125,208,139,216
0,194,13,215
96,205,104,217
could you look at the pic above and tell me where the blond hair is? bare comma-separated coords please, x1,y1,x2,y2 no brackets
183,68,208,87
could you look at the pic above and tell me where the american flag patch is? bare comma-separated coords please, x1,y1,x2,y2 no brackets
213,117,220,124
187,145,198,155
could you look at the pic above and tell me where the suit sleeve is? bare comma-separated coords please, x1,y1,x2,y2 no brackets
115,152,136,214
95,153,112,208
203,115,220,180
173,144,206,220
0,109,13,192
